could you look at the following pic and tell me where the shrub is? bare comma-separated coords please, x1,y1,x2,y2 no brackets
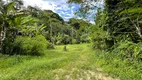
72,39,77,44
2,38,14,54
12,35,48,55
111,41,142,62
56,40,62,45
91,26,109,50
60,34,72,44
80,34,90,43
47,42,54,49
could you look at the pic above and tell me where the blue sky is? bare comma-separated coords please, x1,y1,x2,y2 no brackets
23,0,104,23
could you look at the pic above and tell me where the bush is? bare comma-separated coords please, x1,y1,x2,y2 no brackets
80,34,90,43
91,26,109,50
72,39,77,44
60,34,72,44
12,35,48,55
47,42,54,49
111,41,142,62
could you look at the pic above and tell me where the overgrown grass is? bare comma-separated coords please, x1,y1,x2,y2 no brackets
0,44,99,80
1,44,140,80
92,50,142,80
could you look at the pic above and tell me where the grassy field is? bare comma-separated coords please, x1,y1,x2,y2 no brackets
0,44,119,80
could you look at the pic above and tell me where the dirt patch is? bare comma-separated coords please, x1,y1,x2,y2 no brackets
54,68,119,80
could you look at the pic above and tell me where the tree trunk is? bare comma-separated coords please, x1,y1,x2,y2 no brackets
0,22,6,53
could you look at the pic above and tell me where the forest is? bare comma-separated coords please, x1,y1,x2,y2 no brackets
0,0,142,80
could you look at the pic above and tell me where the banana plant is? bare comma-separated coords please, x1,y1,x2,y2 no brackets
21,24,46,37
0,0,17,52
0,0,38,53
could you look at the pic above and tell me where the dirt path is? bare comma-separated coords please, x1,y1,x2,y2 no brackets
54,68,119,80
53,45,119,80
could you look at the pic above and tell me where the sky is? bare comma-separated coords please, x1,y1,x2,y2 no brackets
23,0,79,21
22,0,104,23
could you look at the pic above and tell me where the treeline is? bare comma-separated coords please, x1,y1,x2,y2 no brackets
69,0,142,79
0,0,92,55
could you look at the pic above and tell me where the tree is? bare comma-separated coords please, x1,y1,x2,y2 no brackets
104,0,142,43
68,18,91,43
0,0,38,53
68,0,103,17
0,0,23,52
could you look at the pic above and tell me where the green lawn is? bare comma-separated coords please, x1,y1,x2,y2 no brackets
0,44,119,80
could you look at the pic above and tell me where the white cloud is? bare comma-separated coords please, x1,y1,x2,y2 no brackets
23,0,55,11
22,0,75,21
21,0,103,22
23,0,70,11
3,0,104,22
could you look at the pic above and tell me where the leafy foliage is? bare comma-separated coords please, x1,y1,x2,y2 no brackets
69,0,142,79
91,25,109,50
0,0,94,55
111,41,142,62
12,35,48,55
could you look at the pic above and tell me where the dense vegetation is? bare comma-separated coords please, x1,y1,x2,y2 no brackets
0,0,142,80
0,0,92,55
68,0,142,79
